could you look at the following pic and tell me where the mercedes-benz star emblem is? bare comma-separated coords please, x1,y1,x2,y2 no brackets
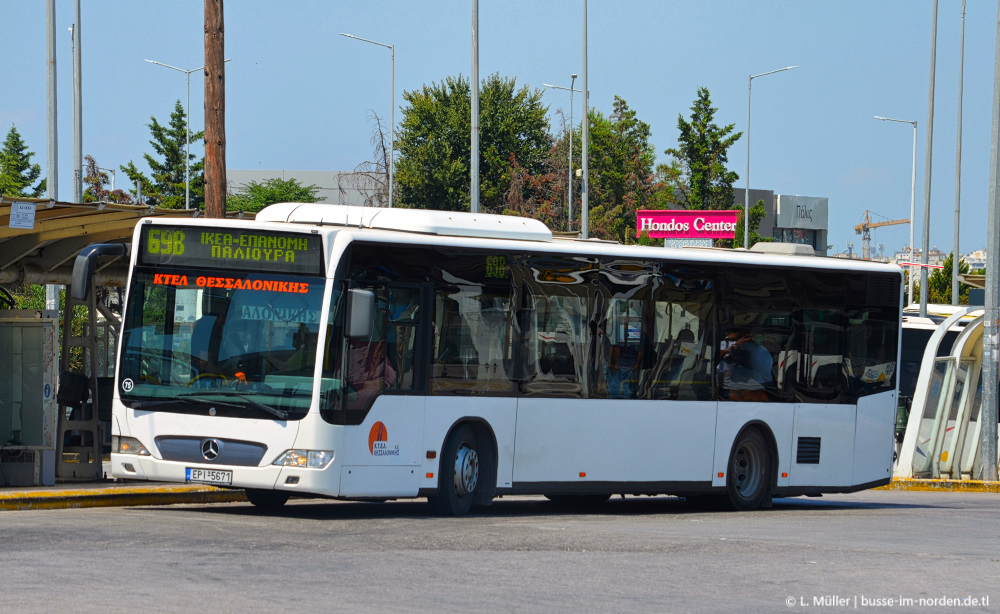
201,439,221,461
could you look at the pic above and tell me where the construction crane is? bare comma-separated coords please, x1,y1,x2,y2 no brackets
854,210,908,260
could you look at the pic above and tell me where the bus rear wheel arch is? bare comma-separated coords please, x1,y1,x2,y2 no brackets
724,426,775,511
428,421,497,516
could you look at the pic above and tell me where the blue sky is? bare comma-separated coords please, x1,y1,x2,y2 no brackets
2,1,996,257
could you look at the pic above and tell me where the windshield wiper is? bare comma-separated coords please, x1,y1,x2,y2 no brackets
130,397,244,411
180,391,289,420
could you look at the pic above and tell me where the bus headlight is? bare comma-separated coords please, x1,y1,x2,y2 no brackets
112,436,151,456
272,450,335,469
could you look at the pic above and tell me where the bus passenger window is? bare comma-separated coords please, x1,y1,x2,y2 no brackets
386,287,420,391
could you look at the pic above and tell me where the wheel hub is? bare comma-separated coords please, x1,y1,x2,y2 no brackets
453,443,479,497
734,443,761,497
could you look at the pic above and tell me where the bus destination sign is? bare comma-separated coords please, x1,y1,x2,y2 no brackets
139,225,323,274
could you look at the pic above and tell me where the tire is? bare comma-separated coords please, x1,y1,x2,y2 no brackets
428,425,480,516
245,488,290,511
725,428,773,511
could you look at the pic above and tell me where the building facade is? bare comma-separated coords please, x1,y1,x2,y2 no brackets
733,190,829,256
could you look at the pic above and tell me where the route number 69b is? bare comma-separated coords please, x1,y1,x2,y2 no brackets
147,229,186,255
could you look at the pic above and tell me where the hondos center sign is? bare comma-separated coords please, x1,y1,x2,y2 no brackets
636,210,739,240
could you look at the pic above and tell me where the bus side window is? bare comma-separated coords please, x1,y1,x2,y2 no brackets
386,286,420,391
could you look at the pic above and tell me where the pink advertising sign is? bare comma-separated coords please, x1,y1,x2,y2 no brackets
636,209,739,239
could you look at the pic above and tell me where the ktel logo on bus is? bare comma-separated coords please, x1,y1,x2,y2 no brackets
368,421,400,456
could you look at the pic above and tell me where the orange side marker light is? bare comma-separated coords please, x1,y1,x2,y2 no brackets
579,472,586,478
718,472,725,478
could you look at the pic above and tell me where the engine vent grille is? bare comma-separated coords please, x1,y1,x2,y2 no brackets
796,437,821,464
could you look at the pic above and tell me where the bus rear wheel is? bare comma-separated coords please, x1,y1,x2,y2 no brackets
429,425,479,516
245,488,289,511
725,428,772,511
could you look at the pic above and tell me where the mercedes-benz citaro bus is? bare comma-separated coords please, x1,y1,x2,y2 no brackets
74,204,902,515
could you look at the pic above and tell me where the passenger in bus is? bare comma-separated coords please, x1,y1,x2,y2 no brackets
719,331,772,401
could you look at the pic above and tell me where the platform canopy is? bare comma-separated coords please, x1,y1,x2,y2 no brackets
0,196,247,289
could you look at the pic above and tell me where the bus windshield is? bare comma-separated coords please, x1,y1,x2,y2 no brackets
118,267,326,419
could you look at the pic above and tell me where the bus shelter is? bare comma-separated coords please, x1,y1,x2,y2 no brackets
0,196,244,484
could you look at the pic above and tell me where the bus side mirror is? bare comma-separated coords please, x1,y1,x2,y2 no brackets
70,243,128,301
347,289,374,339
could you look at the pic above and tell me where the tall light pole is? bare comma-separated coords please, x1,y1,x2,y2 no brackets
94,165,115,193
470,1,479,213
581,0,589,239
146,58,230,210
920,0,940,319
544,77,581,230
875,116,918,305
744,65,797,248
952,0,967,306
341,33,395,208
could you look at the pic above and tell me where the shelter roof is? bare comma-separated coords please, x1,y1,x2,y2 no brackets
0,196,248,288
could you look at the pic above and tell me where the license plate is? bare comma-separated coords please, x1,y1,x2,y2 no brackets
186,467,232,485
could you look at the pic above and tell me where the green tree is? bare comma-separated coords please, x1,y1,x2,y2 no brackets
227,177,321,213
82,155,133,204
121,100,204,209
731,199,773,249
663,87,742,210
922,254,973,304
396,74,551,213
0,125,46,198
586,96,659,244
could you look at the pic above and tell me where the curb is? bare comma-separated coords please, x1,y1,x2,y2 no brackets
0,485,247,511
876,479,1000,493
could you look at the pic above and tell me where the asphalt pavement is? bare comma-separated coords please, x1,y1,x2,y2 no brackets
0,475,995,511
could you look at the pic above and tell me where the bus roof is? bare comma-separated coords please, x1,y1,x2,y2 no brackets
255,202,553,243
177,203,902,276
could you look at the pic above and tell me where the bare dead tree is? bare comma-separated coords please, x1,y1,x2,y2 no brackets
338,110,390,207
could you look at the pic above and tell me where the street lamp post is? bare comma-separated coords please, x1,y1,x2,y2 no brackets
875,116,918,305
146,58,230,210
745,65,797,248
543,76,582,230
94,165,115,193
341,33,395,208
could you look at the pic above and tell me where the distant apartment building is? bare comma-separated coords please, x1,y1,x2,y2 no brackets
891,247,947,267
964,248,987,270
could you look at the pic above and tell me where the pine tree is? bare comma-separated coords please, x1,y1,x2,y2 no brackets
0,125,46,198
663,87,741,210
120,101,204,209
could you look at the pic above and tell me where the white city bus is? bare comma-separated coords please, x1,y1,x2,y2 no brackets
78,204,902,514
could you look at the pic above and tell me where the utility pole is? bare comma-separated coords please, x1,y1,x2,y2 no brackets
919,0,939,318
581,0,588,239
952,0,966,305
46,0,58,203
71,0,82,204
979,0,1000,482
204,0,226,218
470,0,479,213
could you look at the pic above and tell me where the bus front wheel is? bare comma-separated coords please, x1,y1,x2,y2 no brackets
725,428,773,511
429,425,479,516
245,488,289,511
